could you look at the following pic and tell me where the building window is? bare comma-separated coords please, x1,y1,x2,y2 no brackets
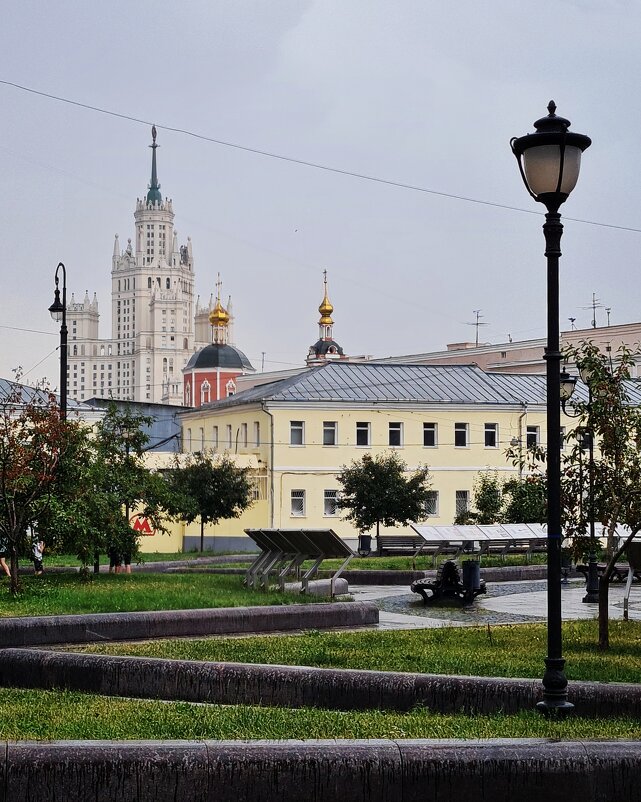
323,489,338,517
199,428,205,451
323,421,337,446
291,489,305,517
484,423,498,448
201,380,211,405
226,379,236,397
388,422,403,447
527,426,540,449
423,422,437,447
356,421,370,447
254,421,260,447
455,490,470,516
290,421,304,446
186,428,192,451
241,423,248,448
424,490,439,517
226,425,233,449
212,426,219,451
454,423,469,448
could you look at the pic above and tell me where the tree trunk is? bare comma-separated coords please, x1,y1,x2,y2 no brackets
376,519,380,552
9,542,20,596
200,517,204,553
598,573,609,649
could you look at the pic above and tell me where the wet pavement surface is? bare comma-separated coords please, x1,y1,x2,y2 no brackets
351,579,641,630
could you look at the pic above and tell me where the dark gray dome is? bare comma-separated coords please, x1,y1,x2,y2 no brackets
309,339,344,358
186,344,255,371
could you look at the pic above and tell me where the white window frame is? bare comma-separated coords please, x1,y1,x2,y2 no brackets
323,489,338,517
290,489,306,517
241,423,248,448
212,426,219,451
454,422,469,448
356,421,370,447
424,490,439,517
254,421,260,447
455,490,470,516
323,421,337,447
423,422,437,448
290,420,305,446
389,421,403,447
484,423,498,449
526,425,540,449
226,424,233,450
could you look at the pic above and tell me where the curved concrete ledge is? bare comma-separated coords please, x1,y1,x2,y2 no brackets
0,601,378,647
2,739,641,801
1,648,639,718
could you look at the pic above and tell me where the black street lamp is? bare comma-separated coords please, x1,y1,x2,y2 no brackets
511,101,591,715
560,368,599,604
48,262,68,421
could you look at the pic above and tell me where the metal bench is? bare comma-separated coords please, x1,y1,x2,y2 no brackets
244,528,353,598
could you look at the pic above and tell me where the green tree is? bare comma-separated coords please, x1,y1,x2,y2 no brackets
561,342,641,649
44,404,174,571
0,380,76,594
336,452,431,542
454,469,503,525
502,475,547,523
167,451,254,552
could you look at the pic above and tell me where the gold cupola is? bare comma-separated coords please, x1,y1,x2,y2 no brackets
318,271,334,325
209,274,230,343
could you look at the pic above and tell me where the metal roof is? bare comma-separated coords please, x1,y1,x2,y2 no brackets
190,362,547,410
185,361,641,413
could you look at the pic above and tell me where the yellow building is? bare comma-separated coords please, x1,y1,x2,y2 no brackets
178,361,561,551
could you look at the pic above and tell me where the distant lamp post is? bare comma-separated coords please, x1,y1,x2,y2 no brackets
511,102,591,716
48,262,68,421
560,368,598,602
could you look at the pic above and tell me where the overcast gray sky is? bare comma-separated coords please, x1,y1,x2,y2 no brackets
1,0,640,385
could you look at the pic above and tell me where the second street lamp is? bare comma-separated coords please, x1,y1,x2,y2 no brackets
511,101,591,715
48,262,68,422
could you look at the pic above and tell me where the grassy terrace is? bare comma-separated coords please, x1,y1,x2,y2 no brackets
77,619,641,684
1,688,641,741
0,573,316,617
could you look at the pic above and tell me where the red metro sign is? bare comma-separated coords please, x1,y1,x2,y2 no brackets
129,514,157,537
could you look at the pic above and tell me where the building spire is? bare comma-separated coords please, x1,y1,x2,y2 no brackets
146,125,162,205
318,269,334,333
208,272,230,344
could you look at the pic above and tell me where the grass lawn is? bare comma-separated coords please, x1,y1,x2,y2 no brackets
0,688,640,741
77,619,641,684
19,550,250,568
0,573,318,617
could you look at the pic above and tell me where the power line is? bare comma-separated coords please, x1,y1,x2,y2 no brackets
2,79,641,234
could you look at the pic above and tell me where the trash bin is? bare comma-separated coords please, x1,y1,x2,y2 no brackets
358,534,372,556
462,559,481,592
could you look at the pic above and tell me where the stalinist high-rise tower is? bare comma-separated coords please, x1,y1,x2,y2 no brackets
66,127,209,405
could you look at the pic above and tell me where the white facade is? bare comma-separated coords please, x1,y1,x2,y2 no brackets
66,130,209,405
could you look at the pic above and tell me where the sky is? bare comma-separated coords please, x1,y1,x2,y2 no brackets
1,0,641,386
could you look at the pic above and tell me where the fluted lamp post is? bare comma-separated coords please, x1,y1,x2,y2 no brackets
48,262,68,422
511,101,591,715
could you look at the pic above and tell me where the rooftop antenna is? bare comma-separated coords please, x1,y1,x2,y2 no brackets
605,307,612,326
261,351,266,372
568,317,576,330
581,292,603,329
464,310,489,347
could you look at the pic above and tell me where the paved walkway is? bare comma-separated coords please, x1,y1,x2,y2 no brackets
350,579,641,630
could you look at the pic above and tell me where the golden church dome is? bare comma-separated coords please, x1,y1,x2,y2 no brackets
209,298,229,327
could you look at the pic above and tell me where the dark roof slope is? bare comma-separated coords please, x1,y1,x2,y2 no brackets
185,343,255,372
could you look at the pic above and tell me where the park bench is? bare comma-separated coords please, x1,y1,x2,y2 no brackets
410,560,486,605
376,533,465,568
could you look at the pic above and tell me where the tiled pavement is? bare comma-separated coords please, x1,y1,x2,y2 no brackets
350,580,641,630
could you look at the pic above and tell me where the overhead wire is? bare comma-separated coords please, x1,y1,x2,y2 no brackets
2,79,641,234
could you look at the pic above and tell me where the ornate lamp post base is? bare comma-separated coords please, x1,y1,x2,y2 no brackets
536,657,575,716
